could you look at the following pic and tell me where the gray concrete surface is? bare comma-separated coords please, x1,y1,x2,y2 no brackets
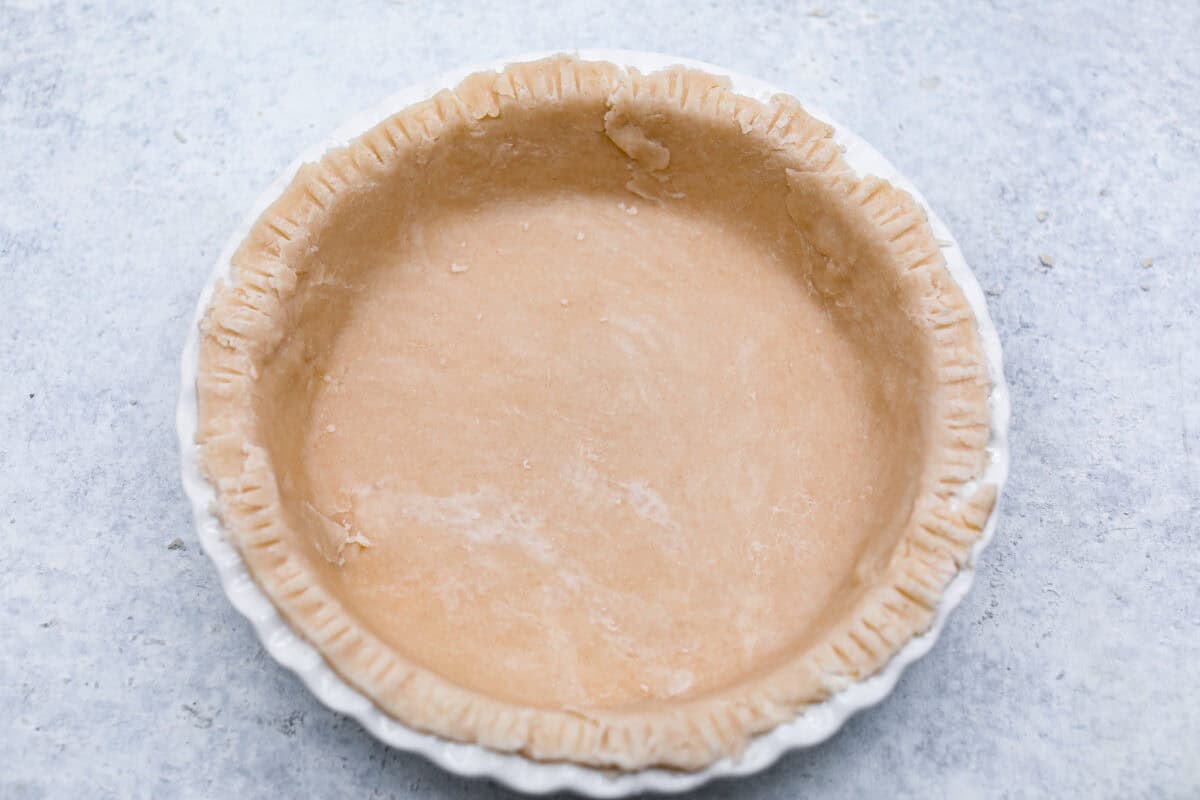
2,1,1198,797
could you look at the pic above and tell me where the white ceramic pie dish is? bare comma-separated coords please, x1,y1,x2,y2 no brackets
177,49,1010,796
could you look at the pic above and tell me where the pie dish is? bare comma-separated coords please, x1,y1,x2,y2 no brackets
189,54,1000,775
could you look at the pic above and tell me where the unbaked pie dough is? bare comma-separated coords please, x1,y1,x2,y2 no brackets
197,56,995,770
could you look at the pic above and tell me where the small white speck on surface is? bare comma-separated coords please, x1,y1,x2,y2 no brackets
625,205,638,215
459,240,466,248
576,231,585,241
449,263,469,274
560,298,569,306
522,459,531,470
599,316,608,323
666,670,694,696
475,312,483,320
322,374,332,383
1141,257,1154,268
1039,253,1055,268
325,424,336,433
521,222,529,231
1037,209,1050,222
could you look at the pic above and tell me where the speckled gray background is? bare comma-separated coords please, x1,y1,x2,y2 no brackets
2,1,1197,797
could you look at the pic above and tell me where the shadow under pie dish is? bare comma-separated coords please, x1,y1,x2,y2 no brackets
192,55,999,773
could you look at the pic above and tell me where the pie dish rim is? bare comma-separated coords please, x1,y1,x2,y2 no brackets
177,49,1010,796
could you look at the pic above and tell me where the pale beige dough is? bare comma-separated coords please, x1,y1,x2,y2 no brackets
198,57,994,770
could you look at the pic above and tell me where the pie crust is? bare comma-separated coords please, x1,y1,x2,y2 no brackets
196,56,995,771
